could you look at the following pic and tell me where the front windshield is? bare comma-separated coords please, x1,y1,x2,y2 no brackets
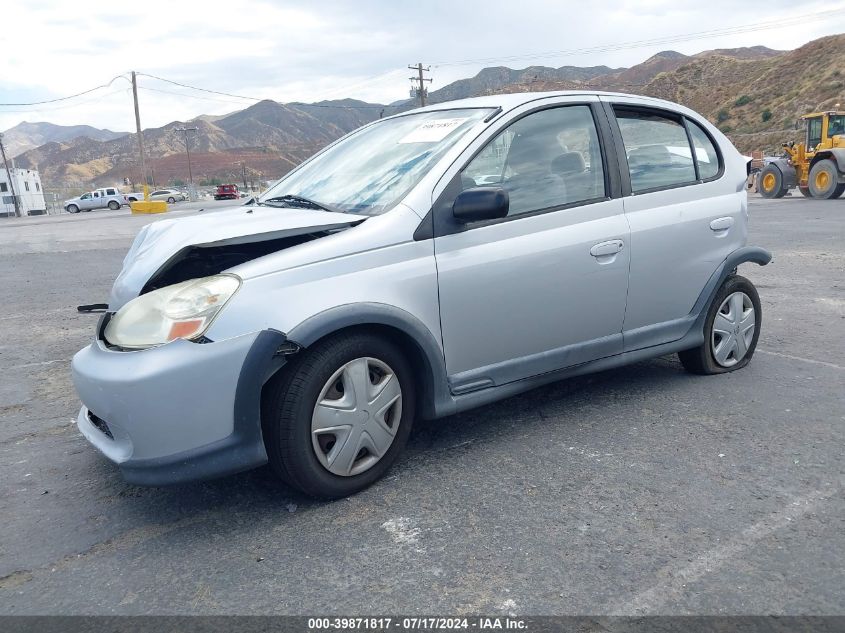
259,108,493,215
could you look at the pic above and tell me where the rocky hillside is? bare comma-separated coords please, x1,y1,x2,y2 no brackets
14,34,841,185
638,35,844,153
461,37,839,155
1,121,127,157
15,99,381,185
422,64,621,103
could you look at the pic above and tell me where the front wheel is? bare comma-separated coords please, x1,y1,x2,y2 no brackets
262,332,415,499
758,165,787,198
66,204,79,214
679,275,762,375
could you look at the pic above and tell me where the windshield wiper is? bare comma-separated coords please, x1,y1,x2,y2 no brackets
257,194,343,214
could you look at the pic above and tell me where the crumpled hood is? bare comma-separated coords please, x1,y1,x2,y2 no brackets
109,205,360,310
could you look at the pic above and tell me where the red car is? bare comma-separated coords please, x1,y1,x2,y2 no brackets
214,184,239,200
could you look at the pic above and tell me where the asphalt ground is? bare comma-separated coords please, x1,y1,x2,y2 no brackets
0,196,842,615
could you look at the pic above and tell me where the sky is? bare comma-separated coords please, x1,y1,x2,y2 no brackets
1,0,845,133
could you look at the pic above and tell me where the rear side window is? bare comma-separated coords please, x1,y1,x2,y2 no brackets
614,108,696,193
686,120,720,180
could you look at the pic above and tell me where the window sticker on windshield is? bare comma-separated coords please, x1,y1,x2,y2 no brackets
398,118,469,143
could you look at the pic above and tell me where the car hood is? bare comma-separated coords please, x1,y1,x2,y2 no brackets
108,205,362,309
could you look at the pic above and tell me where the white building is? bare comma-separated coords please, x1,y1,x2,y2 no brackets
0,167,47,217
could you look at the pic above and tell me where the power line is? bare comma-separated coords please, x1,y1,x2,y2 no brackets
138,85,258,107
0,74,130,106
431,7,845,67
137,72,402,109
0,88,131,114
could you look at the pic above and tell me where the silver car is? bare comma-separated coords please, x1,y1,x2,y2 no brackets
148,189,186,203
71,91,770,498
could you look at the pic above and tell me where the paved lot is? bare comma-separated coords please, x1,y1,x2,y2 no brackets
0,196,842,615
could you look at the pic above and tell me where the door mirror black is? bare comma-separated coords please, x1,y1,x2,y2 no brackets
452,187,509,223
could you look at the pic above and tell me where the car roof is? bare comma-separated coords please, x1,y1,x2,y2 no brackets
395,90,687,116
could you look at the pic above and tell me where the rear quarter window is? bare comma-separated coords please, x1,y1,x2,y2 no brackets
686,120,721,181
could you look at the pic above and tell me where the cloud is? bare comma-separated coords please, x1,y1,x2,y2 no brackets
1,0,843,131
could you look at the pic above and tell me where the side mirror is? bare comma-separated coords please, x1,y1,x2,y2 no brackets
452,187,509,223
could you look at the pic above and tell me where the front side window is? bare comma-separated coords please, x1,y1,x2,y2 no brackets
687,120,721,180
80,193,91,200
259,108,493,215
615,108,697,193
460,105,605,217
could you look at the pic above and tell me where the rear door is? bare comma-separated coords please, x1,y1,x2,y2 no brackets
601,97,745,350
432,98,630,392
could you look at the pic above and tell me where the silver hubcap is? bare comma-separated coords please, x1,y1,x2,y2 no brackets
311,357,402,477
711,292,755,367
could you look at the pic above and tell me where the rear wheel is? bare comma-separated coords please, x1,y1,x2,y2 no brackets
758,165,787,198
107,200,120,210
679,275,762,375
262,332,415,499
167,196,176,203
808,159,840,199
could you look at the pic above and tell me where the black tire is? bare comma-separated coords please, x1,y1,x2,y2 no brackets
808,159,839,199
832,184,845,199
678,275,762,375
799,186,812,198
66,204,79,214
167,197,176,203
758,165,787,198
108,200,120,210
262,331,416,499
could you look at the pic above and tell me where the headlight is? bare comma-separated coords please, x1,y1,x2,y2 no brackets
104,274,241,349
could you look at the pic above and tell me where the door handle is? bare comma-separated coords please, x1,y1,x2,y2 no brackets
590,240,624,258
709,217,735,231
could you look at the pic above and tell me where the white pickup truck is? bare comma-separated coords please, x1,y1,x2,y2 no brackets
64,187,128,213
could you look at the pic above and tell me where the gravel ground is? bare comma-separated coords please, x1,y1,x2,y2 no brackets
0,196,842,615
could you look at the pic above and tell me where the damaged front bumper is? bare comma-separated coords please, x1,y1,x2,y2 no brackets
71,318,288,485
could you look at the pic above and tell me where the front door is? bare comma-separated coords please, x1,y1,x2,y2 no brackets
433,103,630,393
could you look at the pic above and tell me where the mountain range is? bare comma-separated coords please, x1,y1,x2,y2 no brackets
7,34,844,188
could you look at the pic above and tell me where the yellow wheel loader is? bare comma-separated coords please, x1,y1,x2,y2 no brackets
758,111,845,199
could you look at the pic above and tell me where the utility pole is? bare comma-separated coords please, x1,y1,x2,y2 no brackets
131,71,149,198
241,162,248,192
174,125,197,200
0,133,21,217
408,63,432,107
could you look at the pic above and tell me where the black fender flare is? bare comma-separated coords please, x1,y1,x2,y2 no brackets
287,303,453,420
688,246,772,340
810,148,845,174
764,158,797,188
